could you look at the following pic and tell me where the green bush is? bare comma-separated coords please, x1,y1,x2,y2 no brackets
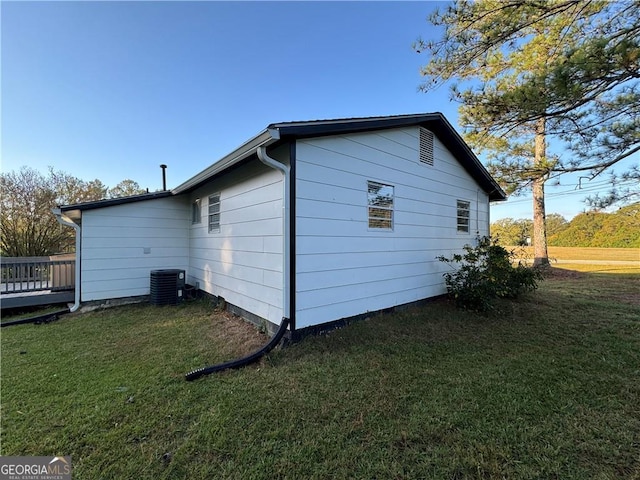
437,236,543,312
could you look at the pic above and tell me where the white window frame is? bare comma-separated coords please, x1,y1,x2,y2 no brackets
191,198,201,224
457,199,471,233
367,180,394,230
208,193,220,233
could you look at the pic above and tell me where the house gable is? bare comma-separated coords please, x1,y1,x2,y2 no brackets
173,113,506,202
270,113,505,202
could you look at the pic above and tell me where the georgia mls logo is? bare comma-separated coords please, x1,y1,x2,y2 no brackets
48,457,69,471
0,456,72,480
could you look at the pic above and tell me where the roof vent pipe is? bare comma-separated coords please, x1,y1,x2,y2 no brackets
160,164,167,191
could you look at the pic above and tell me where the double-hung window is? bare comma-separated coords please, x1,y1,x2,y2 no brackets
457,200,471,233
208,193,220,233
368,181,394,230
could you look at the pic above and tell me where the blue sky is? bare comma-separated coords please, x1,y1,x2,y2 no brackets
1,1,626,221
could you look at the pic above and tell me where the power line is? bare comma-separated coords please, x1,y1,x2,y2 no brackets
493,180,637,206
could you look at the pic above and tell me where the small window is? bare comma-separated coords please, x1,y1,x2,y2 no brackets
457,200,471,233
208,193,220,233
192,199,201,224
368,181,394,230
419,127,434,166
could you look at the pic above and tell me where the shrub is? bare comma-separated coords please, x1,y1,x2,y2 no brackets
437,236,543,312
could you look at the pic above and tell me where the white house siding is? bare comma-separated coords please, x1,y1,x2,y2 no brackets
80,196,190,301
188,155,287,326
295,126,490,328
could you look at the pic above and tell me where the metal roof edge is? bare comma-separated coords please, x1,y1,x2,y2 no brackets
431,115,507,201
269,112,506,201
270,112,443,138
59,190,173,212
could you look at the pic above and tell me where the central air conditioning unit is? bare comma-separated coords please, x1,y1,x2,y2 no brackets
150,269,185,306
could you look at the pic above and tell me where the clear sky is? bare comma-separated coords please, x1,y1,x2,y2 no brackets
1,1,629,221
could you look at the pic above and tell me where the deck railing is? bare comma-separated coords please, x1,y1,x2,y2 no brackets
1,255,75,294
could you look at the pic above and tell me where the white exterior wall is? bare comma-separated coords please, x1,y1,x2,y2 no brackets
80,196,190,301
295,126,490,328
188,156,286,325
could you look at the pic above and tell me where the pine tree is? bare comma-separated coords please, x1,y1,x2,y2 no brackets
416,0,639,265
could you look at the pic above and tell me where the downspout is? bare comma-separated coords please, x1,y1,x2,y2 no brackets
257,144,291,320
52,208,81,312
476,188,481,238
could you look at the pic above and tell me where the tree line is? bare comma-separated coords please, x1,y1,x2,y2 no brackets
491,203,640,248
1,166,147,257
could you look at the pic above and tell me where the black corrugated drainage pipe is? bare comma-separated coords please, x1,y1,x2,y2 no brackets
1,308,70,328
185,317,290,381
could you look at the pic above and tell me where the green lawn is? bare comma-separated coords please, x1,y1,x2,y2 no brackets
2,269,639,479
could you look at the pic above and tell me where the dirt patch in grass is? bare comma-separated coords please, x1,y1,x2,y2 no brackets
543,267,586,280
204,310,269,356
615,293,640,307
118,304,270,364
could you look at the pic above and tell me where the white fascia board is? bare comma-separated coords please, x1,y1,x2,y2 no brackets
172,128,281,194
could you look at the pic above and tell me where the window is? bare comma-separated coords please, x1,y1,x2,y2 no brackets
368,181,394,229
457,200,471,233
191,199,201,224
419,127,434,166
208,194,220,232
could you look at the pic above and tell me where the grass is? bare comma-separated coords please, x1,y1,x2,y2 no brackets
1,305,70,323
553,263,639,274
508,246,640,262
2,269,639,479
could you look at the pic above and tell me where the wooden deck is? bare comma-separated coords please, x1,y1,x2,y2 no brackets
1,288,75,309
1,255,76,310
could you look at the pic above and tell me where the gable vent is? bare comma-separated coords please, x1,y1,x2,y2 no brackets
419,127,434,166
